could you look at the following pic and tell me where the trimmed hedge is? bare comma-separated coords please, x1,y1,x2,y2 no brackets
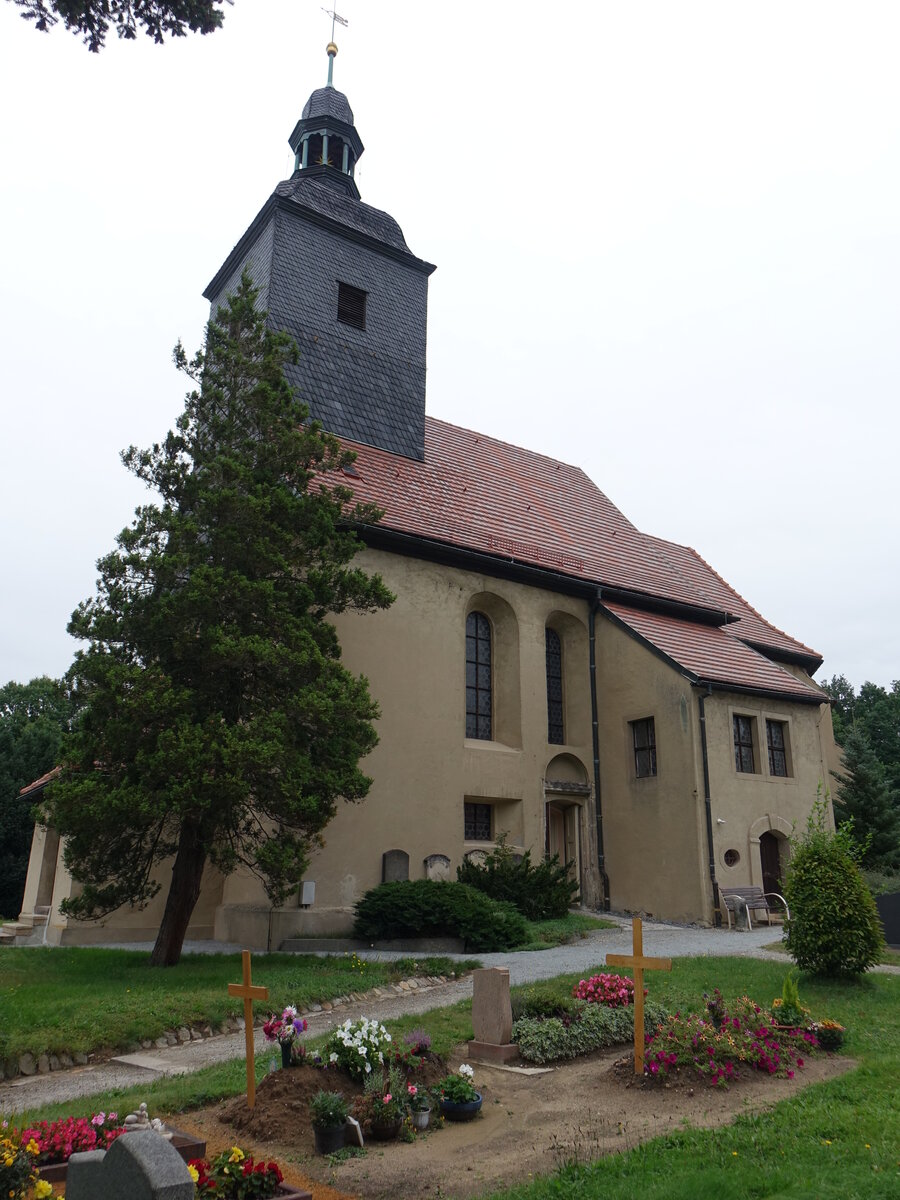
512,1000,669,1064
352,880,529,952
456,837,579,920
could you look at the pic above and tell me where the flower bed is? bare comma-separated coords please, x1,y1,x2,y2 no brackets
645,995,819,1087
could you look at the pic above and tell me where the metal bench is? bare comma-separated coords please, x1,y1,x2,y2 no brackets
720,885,790,930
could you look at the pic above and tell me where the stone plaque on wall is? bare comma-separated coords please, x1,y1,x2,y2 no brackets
423,854,451,881
382,849,409,883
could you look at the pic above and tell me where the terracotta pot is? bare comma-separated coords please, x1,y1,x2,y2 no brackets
439,1092,483,1122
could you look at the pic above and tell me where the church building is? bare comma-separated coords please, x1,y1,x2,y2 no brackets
15,45,839,948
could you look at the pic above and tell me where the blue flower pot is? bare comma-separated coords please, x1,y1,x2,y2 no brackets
439,1092,483,1122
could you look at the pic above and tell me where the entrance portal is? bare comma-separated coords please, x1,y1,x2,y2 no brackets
759,830,783,896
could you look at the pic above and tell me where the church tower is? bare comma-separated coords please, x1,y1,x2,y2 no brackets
204,42,435,461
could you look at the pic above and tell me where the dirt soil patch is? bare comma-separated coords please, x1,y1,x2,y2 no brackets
177,1048,854,1200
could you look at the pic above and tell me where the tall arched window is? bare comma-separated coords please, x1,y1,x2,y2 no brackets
545,627,564,744
465,611,492,739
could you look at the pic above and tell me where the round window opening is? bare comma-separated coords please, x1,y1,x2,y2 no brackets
724,849,740,867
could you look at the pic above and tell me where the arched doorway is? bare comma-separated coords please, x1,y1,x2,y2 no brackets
759,830,784,896
543,754,591,898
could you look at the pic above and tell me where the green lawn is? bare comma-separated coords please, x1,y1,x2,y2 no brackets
0,947,478,1060
521,913,616,950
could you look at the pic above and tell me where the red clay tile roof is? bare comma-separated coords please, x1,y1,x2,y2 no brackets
20,766,60,796
645,535,821,664
600,603,825,702
345,418,713,608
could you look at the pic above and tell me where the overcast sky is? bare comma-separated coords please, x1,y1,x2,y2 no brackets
1,0,897,692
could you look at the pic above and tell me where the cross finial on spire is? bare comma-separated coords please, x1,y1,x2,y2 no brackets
321,8,348,85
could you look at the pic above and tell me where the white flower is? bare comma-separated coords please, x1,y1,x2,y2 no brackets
459,1064,474,1079
329,1052,338,1063
365,1062,372,1073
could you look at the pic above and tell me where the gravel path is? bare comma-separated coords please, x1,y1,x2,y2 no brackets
2,915,894,1117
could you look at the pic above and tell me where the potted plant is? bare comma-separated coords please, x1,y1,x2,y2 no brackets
263,1006,308,1069
812,1018,846,1050
189,1147,296,1197
406,1083,431,1131
368,1066,407,1141
308,1092,349,1155
437,1064,482,1122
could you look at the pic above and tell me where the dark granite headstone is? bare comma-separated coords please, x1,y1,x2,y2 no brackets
382,849,409,883
66,1132,194,1200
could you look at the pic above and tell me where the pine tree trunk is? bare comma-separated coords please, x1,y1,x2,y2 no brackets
149,823,208,967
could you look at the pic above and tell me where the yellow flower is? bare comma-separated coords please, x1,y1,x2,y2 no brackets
823,1140,832,1146
228,1146,245,1163
25,1138,41,1156
732,1151,738,1157
188,1164,199,1183
34,1180,53,1198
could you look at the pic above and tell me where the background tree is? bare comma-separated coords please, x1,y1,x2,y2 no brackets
832,726,900,871
9,0,225,51
40,273,393,965
0,677,72,918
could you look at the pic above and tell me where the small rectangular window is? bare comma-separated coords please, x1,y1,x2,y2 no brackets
464,802,492,841
631,717,657,778
733,715,756,773
337,281,366,330
766,719,789,777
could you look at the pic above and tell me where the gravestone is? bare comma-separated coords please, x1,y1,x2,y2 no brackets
423,853,451,881
382,849,409,882
67,1131,193,1200
467,967,519,1063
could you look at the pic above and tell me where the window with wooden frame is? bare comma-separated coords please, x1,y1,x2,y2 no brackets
464,801,492,841
337,281,366,330
465,611,492,739
766,719,789,777
545,627,564,744
733,715,756,773
631,717,657,778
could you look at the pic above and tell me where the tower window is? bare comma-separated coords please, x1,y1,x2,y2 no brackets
337,282,367,330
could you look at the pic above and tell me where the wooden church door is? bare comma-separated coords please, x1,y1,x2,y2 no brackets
759,831,782,896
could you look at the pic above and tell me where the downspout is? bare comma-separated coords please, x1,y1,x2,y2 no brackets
588,593,611,910
696,685,722,926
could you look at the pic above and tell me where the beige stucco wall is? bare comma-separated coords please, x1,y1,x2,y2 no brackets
215,549,601,944
595,617,711,922
705,689,838,904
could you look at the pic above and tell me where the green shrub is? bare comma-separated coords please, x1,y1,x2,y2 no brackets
352,880,529,952
783,795,884,977
456,835,579,919
511,983,580,1022
513,1000,668,1064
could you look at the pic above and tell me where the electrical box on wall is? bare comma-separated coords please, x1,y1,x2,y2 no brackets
300,881,315,907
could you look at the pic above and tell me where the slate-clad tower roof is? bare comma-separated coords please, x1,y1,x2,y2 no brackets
204,42,435,461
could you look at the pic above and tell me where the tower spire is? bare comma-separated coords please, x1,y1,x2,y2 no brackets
320,8,348,85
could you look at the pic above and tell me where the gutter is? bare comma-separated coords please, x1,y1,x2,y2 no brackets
696,685,722,926
588,593,611,910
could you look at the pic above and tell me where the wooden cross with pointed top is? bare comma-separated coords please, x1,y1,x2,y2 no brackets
606,917,671,1075
228,950,269,1108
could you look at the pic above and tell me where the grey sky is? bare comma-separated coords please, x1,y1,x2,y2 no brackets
1,0,897,691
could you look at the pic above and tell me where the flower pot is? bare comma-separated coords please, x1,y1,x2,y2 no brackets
411,1107,431,1131
313,1123,347,1155
369,1117,403,1141
439,1093,483,1122
280,1041,293,1069
816,1025,845,1051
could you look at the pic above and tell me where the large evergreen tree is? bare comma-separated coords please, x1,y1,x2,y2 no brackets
8,0,225,51
0,677,72,918
833,726,900,871
40,274,393,965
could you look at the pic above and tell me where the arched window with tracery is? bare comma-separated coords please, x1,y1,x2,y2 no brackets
546,627,564,744
465,611,492,739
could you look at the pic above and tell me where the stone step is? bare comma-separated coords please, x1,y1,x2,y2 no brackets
33,905,51,916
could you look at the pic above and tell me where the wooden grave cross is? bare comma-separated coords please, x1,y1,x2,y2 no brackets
606,917,671,1075
228,950,269,1108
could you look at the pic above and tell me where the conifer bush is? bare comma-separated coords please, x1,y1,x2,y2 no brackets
352,880,529,951
783,795,884,977
455,835,579,919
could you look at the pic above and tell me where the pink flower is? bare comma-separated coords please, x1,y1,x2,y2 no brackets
407,1085,417,1096
383,1094,392,1104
